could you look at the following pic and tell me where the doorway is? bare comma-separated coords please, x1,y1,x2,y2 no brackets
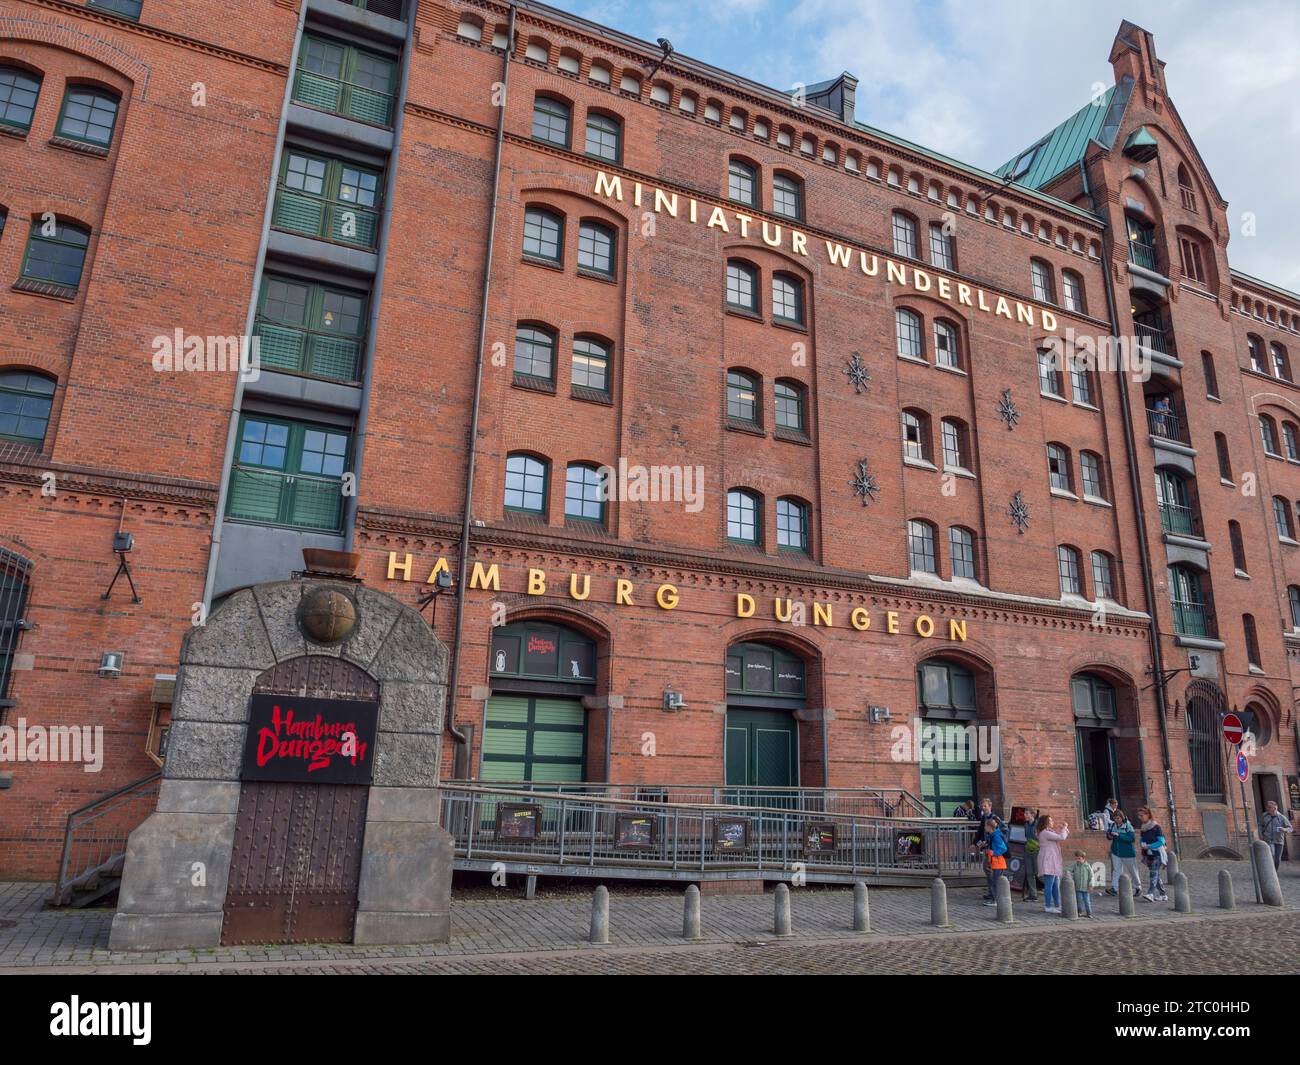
1077,727,1118,818
725,708,798,788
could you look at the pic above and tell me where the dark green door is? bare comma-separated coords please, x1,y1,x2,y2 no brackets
918,721,977,817
725,709,797,788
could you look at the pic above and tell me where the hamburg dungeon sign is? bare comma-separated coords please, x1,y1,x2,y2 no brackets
239,693,379,785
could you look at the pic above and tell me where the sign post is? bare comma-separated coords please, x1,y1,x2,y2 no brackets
1224,715,1261,902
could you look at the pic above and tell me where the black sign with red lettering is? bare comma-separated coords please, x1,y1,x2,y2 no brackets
240,694,379,784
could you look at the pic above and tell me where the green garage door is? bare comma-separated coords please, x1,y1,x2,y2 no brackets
918,720,976,817
481,695,586,782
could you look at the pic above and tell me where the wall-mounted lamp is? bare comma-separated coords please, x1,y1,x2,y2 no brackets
663,688,686,712
98,651,125,678
102,531,141,603
417,569,456,626
868,705,891,724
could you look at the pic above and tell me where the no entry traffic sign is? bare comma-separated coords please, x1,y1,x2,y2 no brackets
1222,713,1244,745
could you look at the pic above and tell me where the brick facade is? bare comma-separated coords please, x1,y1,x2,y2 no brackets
0,1,1295,879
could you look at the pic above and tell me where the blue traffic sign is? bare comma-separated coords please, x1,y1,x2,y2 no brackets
1237,751,1249,782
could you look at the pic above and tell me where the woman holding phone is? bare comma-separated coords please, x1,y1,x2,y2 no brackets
1035,813,1070,913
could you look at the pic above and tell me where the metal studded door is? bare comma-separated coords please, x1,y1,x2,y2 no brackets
221,655,378,945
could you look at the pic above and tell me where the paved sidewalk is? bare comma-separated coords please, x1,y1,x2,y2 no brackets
0,859,1294,971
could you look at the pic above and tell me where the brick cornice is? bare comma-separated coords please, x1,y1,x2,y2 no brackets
0,453,217,506
4,1,290,86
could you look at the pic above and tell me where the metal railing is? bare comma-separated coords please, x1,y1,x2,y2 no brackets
343,0,407,18
1128,237,1160,273
1134,320,1175,357
291,68,394,127
226,466,345,532
440,784,976,883
1158,500,1202,538
1171,597,1213,638
53,771,161,906
1145,404,1190,444
453,781,933,819
271,184,380,249
252,319,363,382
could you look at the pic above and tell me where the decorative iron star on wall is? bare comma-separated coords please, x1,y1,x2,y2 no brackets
842,352,871,395
850,459,880,506
996,387,1020,430
1008,490,1030,534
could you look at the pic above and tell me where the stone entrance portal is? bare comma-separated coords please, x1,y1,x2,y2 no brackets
110,575,452,950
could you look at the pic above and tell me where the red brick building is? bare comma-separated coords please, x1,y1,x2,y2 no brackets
0,0,1296,879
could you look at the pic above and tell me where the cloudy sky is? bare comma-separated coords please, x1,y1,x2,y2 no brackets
565,0,1300,291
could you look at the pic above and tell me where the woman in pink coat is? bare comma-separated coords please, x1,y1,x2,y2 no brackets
1035,814,1070,913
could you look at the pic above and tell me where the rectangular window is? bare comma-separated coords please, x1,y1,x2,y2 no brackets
254,275,366,381
1038,350,1063,395
577,222,614,276
293,36,395,126
928,224,953,270
1179,237,1205,283
1070,360,1093,405
273,150,382,248
1081,453,1104,498
226,415,351,532
907,521,936,573
1091,552,1114,599
949,528,975,579
87,0,143,17
1058,547,1081,596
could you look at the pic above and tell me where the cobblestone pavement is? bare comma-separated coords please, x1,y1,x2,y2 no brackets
2,860,1296,974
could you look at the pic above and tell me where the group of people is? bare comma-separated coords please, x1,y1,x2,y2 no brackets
956,794,1293,914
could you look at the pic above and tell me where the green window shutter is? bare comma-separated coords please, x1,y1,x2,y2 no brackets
482,696,585,783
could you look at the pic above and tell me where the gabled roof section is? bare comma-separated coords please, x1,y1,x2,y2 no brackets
995,77,1133,190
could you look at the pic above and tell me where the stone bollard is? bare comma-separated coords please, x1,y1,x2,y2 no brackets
589,885,609,944
1251,841,1284,907
682,885,702,940
1218,868,1236,910
774,883,793,936
930,878,949,927
1173,871,1192,913
853,881,870,933
1061,881,1078,920
1166,850,1180,882
1118,874,1136,918
996,874,1014,924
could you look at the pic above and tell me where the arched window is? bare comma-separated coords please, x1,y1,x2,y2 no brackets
1046,443,1072,492
1071,673,1116,722
584,111,621,162
1080,451,1105,499
940,417,968,470
1284,422,1300,461
577,220,615,276
1030,258,1055,303
771,273,804,325
1037,348,1063,395
1271,342,1292,382
589,63,613,87
907,519,937,573
1090,551,1115,600
677,90,696,113
1259,414,1279,455
1057,545,1083,596
1185,681,1225,799
916,658,976,713
772,173,802,219
1247,335,1267,374
949,527,976,580
572,336,611,394
896,308,923,360
727,488,761,545
726,370,759,424
726,641,806,700
776,497,809,552
565,463,606,524
20,218,91,291
0,370,56,448
728,158,758,206
725,259,758,312
514,324,556,381
56,85,120,146
1215,432,1233,481
1069,357,1094,405
773,380,805,432
456,15,484,41
524,39,551,64
902,408,931,463
928,222,954,269
891,211,919,258
504,453,549,514
1201,351,1219,398
1239,702,1273,748
1289,585,1300,629
1062,270,1086,313
1177,163,1196,212
620,72,642,96
531,94,570,146
1272,496,1294,540
934,319,961,369
523,206,564,262
1243,614,1262,668
0,547,32,707
0,66,42,132
649,82,671,105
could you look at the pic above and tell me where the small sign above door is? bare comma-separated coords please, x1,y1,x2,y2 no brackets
240,694,379,785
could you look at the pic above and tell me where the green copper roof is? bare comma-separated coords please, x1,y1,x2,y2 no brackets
996,80,1130,190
